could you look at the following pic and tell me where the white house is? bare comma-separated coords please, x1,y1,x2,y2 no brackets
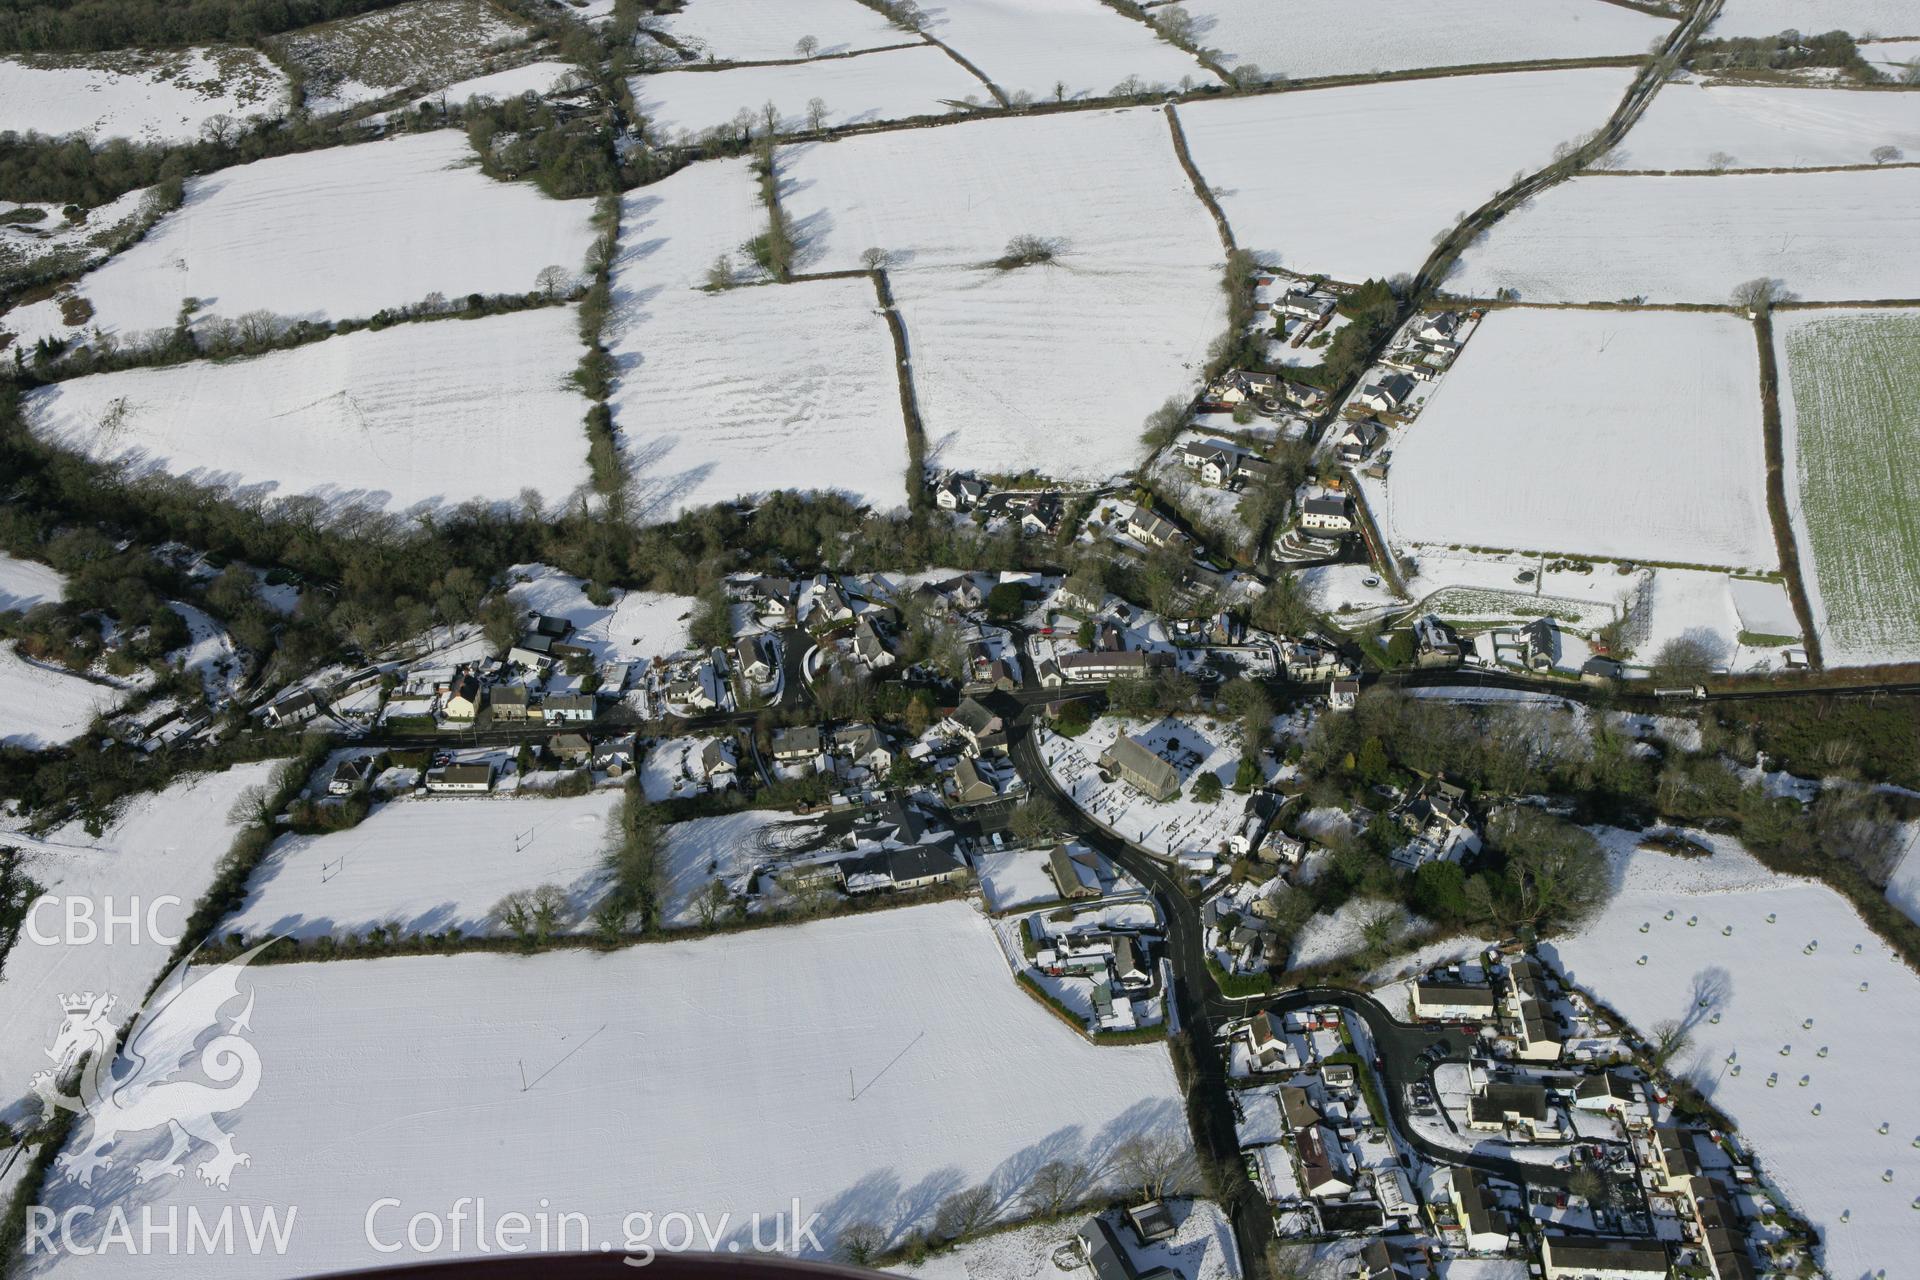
1299,495,1352,533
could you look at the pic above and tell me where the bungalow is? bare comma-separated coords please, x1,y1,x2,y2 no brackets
600,661,632,694
1098,735,1180,803
507,632,558,670
1281,379,1329,412
1328,679,1360,711
1048,844,1103,900
1356,373,1416,414
425,762,493,793
1299,495,1353,533
328,756,375,796
771,725,824,764
443,674,482,720
1078,1217,1176,1280
1574,1071,1639,1114
529,613,572,639
1467,1082,1562,1142
733,634,776,684
264,689,320,729
1444,1168,1512,1254
1412,978,1498,1021
1178,440,1243,487
666,676,716,711
544,693,596,724
1125,509,1188,549
1581,655,1625,686
593,735,637,777
489,684,530,720
1539,1236,1671,1280
748,577,795,622
951,696,1007,756
934,473,988,511
841,841,969,894
1335,419,1384,466
548,732,592,767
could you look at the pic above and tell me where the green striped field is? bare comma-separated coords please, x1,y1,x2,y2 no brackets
1780,310,1920,665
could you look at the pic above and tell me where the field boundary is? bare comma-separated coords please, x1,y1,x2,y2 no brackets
1753,311,1824,669
1162,104,1237,254
638,40,930,73
869,266,929,515
1589,161,1920,177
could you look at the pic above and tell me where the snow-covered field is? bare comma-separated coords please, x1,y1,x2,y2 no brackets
1448,168,1920,303
642,0,911,63
223,793,620,943
414,59,580,107
0,645,126,749
1175,0,1672,80
923,0,1210,99
25,307,593,516
641,735,733,802
0,187,155,296
776,107,1222,478
0,763,277,1123
1177,68,1637,282
1382,309,1774,568
0,47,288,145
2,132,596,346
1545,831,1920,1280
610,277,910,520
1776,307,1920,666
778,107,1220,273
274,0,531,115
26,901,1187,1278
507,564,696,663
1290,897,1427,969
612,154,768,296
1709,0,1920,38
896,261,1222,480
0,551,66,613
1614,82,1920,171
900,1200,1237,1280
633,45,983,139
1863,37,1920,70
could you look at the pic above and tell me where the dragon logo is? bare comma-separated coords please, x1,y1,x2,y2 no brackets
31,942,272,1194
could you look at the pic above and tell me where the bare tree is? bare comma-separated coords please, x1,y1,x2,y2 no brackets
492,889,536,942
1730,276,1790,315
227,783,279,828
1010,796,1065,844
794,34,819,57
1111,1130,1198,1200
1650,633,1718,686
933,1185,997,1239
704,253,736,291
1705,149,1736,172
1154,4,1196,43
199,112,237,147
859,246,890,271
806,96,830,134
1871,144,1904,164
1021,1159,1093,1215
536,264,572,299
1648,1018,1692,1073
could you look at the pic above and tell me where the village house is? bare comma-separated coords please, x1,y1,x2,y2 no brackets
852,616,894,670
1413,615,1462,667
425,762,493,793
746,576,795,623
1078,1217,1176,1280
833,723,893,777
263,689,321,729
948,754,1001,806
951,697,1007,756
593,735,637,777
1278,289,1336,322
733,634,776,684
1506,956,1563,1062
489,684,529,720
1056,574,1106,616
1328,678,1360,711
701,739,737,787
548,732,592,767
544,692,596,724
1442,1168,1512,1254
666,676,716,711
1573,1071,1640,1115
1299,494,1353,534
1519,617,1560,673
1297,1125,1352,1198
1281,638,1350,681
934,472,987,511
808,581,854,630
1354,1237,1411,1280
1539,1236,1671,1280
1123,1201,1176,1247
507,632,558,672
771,725,824,765
1414,311,1463,346
1046,844,1103,900
443,673,482,720
327,756,375,796
1334,419,1385,466
1125,508,1188,550
1245,1010,1301,1071
1098,734,1181,803
1356,372,1416,415
841,842,969,894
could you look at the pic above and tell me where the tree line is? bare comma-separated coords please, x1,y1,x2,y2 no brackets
0,0,412,52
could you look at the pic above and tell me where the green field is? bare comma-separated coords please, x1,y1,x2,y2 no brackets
1781,310,1920,664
